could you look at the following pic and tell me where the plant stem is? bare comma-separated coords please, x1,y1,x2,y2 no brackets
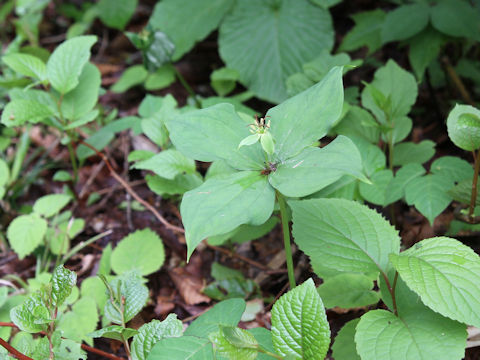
381,271,398,316
9,126,31,186
173,66,201,108
60,229,113,264
0,337,33,360
276,191,296,289
257,347,283,359
468,150,480,218
66,140,79,183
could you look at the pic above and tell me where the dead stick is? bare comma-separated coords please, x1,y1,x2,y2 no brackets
206,243,272,271
78,140,185,234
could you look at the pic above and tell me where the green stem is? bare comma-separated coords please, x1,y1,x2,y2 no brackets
381,271,398,316
66,134,78,183
257,347,283,360
9,125,31,186
276,191,296,289
61,229,112,264
468,150,480,218
173,66,201,108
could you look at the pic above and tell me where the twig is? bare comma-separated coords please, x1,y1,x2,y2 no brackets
265,281,289,312
77,140,185,234
205,243,271,271
0,337,33,360
442,56,476,107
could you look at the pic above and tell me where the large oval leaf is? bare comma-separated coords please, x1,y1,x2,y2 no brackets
390,237,480,328
267,66,344,160
271,279,330,359
446,104,480,151
290,198,400,276
355,309,466,360
181,171,275,260
219,0,334,103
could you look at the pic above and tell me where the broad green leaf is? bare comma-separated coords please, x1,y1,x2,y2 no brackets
390,116,412,144
211,67,239,97
181,171,275,260
448,179,480,206
303,51,354,83
317,273,380,309
355,309,466,360
54,338,87,360
447,104,480,151
185,298,245,338
350,137,385,177
359,169,393,206
89,325,138,341
60,62,101,121
111,228,165,276
271,278,330,359
219,0,334,103
331,319,360,360
290,198,400,275
267,67,344,161
286,73,314,97
238,134,261,149
409,26,444,80
229,217,278,244
131,314,183,360
147,336,213,360
133,149,196,180
393,140,435,166
167,103,264,170
385,163,425,204
209,326,258,360
381,3,430,43
404,175,452,225
146,173,203,196
104,272,149,324
33,194,71,218
0,158,9,187
248,328,277,360
145,65,176,91
7,214,47,259
98,0,137,30
333,106,380,144
339,9,385,55
57,297,98,344
10,293,48,333
361,60,417,122
150,0,234,61
2,53,46,81
431,0,480,40
310,0,342,9
269,136,366,197
430,156,473,184
390,237,480,328
98,243,112,276
80,276,108,314
46,35,97,94
111,65,148,93
51,266,76,307
1,99,54,126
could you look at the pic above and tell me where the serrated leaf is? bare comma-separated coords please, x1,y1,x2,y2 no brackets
150,0,234,61
219,0,334,103
1,99,54,127
60,62,101,121
290,198,400,275
210,327,258,360
339,9,385,54
332,319,360,360
98,0,137,30
2,53,46,81
181,171,275,261
104,272,149,324
51,266,76,307
447,104,480,151
431,156,473,184
7,214,47,259
267,67,343,161
381,3,430,43
271,279,329,359
133,149,196,180
111,228,165,276
359,169,393,206
185,298,245,338
390,236,480,328
167,103,265,170
46,35,97,94
393,140,436,166
10,293,48,333
89,325,138,341
269,136,367,197
33,194,71,218
317,274,380,309
147,336,213,360
404,175,452,225
131,314,183,360
355,309,466,360
385,163,425,204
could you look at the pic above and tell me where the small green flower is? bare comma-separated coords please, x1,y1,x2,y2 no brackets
239,116,275,155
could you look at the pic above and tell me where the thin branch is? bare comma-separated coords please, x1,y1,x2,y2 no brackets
0,337,34,360
442,56,476,107
78,140,185,234
205,243,272,271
